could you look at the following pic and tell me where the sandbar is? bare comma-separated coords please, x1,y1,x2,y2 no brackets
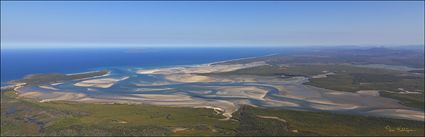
74,76,129,88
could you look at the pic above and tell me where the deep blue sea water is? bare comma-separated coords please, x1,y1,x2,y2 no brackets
1,47,303,84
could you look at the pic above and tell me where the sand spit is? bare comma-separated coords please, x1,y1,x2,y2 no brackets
40,93,87,102
256,115,287,123
212,86,269,100
72,71,111,81
133,81,175,86
383,90,423,95
304,98,360,110
39,85,59,90
262,99,301,107
209,54,278,65
134,88,174,92
309,103,359,110
66,70,104,76
18,91,44,98
397,88,423,94
172,128,189,133
357,90,380,96
137,61,266,75
311,72,335,79
17,90,86,103
51,83,63,86
12,83,27,91
130,94,192,101
165,74,217,83
74,76,129,88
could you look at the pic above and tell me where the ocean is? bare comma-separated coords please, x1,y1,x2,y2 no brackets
3,47,423,122
1,47,302,84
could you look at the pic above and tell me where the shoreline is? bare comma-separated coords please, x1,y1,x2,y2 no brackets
207,53,278,65
10,86,425,121
1,53,269,86
3,54,425,122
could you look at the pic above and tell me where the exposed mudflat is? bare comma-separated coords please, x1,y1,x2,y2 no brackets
11,62,425,121
74,76,129,88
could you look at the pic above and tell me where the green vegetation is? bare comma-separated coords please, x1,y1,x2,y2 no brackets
204,65,301,76
1,88,237,136
301,66,424,109
211,64,406,77
215,64,424,109
221,48,424,68
379,92,425,110
9,70,109,86
217,47,424,109
234,106,424,136
307,72,424,93
2,89,424,136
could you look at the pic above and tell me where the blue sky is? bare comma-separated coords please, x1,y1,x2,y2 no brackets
1,1,424,49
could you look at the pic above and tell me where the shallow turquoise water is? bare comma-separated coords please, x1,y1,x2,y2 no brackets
1,47,305,83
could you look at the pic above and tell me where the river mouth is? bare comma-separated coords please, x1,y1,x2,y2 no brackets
15,64,425,121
